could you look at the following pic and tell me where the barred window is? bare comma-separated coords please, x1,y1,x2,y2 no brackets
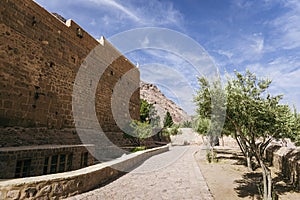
43,153,73,175
15,159,31,178
81,152,88,167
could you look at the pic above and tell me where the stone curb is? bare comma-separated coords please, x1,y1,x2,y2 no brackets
193,149,214,200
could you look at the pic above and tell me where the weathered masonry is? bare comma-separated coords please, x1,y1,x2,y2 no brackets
0,0,140,179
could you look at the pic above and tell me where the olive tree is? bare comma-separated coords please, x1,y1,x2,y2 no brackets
195,70,296,200
194,76,226,146
226,70,296,200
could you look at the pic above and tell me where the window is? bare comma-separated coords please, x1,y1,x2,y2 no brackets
58,154,66,172
67,154,73,171
43,153,73,175
81,152,88,167
50,155,58,173
15,159,31,178
43,157,49,175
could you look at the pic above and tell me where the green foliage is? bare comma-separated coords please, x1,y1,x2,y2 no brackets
169,124,182,135
194,69,297,199
131,146,146,152
206,150,218,163
130,120,152,139
193,76,226,147
193,115,210,136
194,77,211,118
140,99,151,123
291,109,300,146
140,99,160,127
163,111,174,128
181,120,192,128
161,129,171,137
224,70,295,145
161,124,182,136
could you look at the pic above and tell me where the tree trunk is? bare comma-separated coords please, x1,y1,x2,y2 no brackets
260,160,272,200
267,168,272,200
235,136,252,171
209,135,219,146
221,135,224,146
246,151,252,171
210,147,214,162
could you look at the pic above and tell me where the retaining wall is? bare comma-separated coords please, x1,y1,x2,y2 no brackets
0,145,169,199
266,145,300,190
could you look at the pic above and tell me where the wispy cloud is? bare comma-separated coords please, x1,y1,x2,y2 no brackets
85,0,184,29
35,0,184,37
213,33,265,66
34,0,300,113
267,0,300,50
244,56,300,110
89,0,140,22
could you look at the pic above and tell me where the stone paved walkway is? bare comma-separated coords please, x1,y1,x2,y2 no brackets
66,145,213,200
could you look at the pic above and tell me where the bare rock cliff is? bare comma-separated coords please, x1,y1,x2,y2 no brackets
140,82,190,124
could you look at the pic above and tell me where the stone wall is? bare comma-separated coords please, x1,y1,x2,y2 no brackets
0,145,169,200
0,0,140,147
266,145,300,190
0,145,95,179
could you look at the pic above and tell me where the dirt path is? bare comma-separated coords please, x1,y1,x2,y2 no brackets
195,146,300,200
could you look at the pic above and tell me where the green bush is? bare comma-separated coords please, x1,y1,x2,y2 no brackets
206,150,218,163
169,125,182,135
162,124,182,136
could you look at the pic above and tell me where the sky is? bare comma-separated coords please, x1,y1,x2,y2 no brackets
34,0,300,115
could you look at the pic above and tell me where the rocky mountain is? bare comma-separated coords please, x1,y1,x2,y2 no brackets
140,82,191,124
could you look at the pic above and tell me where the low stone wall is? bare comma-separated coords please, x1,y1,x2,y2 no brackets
266,145,300,190
0,144,95,179
0,145,169,199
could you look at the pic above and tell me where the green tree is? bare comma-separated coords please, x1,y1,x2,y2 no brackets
140,99,160,127
140,99,151,123
225,70,295,200
193,115,210,137
194,77,225,146
291,107,300,146
195,70,296,200
124,99,161,146
163,111,173,128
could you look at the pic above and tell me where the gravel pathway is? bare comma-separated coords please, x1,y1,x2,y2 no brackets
66,145,213,200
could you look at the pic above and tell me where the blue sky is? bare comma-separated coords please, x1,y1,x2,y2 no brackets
34,0,300,115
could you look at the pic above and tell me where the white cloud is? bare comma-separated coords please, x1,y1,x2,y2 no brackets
216,50,233,59
231,0,253,9
89,18,96,26
214,33,265,66
267,0,300,50
89,0,140,21
86,0,184,28
244,56,300,111
252,35,264,54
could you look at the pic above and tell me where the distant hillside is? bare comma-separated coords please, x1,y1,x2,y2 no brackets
140,81,191,124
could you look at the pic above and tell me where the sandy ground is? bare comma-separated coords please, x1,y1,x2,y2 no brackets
195,146,300,200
